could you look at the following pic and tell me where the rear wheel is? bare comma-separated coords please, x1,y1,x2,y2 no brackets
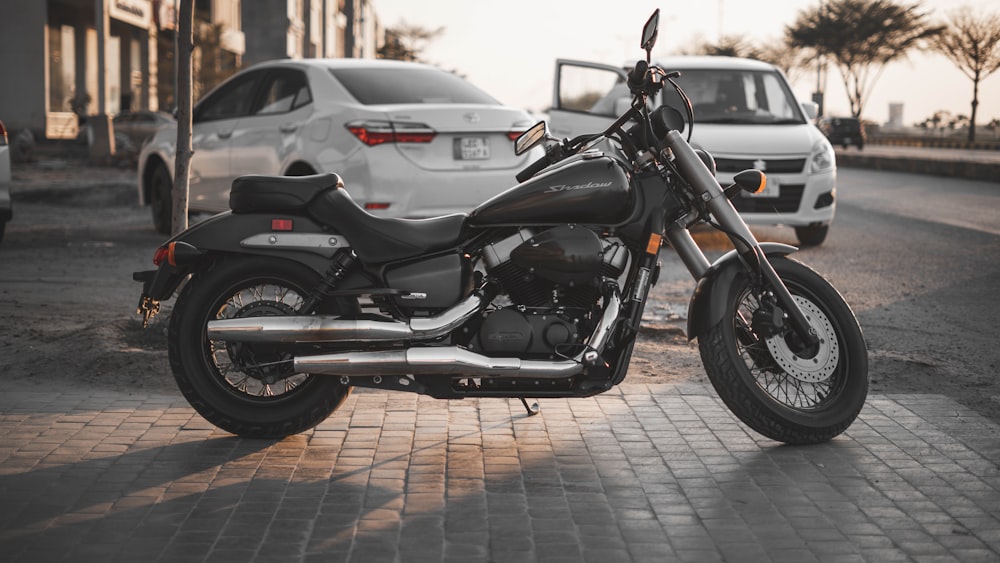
698,257,868,444
169,256,355,438
149,163,172,235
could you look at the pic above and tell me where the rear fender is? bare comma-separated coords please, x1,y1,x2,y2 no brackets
167,211,348,275
686,243,797,340
138,211,352,302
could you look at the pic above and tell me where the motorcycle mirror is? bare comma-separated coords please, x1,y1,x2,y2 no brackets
641,9,660,60
514,121,548,156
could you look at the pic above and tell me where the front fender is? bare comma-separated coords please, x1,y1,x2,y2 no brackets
686,243,797,340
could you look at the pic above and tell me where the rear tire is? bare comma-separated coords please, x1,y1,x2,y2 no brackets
169,256,354,438
698,257,868,444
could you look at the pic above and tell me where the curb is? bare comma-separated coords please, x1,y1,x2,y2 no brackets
836,153,1000,183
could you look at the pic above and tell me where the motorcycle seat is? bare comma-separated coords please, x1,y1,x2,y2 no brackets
229,173,343,214
309,186,467,263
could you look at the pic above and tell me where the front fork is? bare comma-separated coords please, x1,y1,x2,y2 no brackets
663,131,819,350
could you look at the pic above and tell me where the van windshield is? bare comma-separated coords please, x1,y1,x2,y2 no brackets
663,69,804,125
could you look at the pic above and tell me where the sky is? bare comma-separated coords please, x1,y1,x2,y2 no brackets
373,0,1000,127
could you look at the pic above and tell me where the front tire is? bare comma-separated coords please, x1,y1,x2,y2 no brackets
169,256,354,438
698,257,868,444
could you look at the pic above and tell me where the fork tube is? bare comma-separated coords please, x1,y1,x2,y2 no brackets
664,131,819,349
665,222,710,279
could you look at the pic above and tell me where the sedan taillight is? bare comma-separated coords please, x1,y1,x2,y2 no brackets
346,120,436,146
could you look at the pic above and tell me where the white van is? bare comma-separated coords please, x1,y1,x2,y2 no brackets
549,57,837,246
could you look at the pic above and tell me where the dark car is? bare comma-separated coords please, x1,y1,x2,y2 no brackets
819,116,865,150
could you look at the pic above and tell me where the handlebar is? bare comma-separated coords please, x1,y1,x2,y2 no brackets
514,63,691,183
515,151,553,183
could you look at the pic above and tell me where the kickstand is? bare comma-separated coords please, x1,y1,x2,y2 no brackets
520,398,540,417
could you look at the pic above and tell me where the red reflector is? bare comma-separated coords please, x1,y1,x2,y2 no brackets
271,218,294,231
394,131,436,143
364,202,391,210
152,246,169,266
508,131,523,142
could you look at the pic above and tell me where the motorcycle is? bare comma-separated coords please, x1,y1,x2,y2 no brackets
134,10,867,444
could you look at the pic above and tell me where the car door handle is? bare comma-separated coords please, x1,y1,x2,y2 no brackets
279,123,298,133
217,130,233,139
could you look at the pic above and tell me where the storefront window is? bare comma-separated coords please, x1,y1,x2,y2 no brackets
48,24,76,113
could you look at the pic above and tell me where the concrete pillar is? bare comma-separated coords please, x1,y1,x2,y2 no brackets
91,0,115,160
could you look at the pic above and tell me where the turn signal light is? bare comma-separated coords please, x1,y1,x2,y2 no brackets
734,169,767,194
152,245,170,266
152,242,201,267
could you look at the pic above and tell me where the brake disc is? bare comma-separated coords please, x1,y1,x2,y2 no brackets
764,295,838,383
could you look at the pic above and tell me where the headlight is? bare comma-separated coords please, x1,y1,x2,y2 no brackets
807,138,836,173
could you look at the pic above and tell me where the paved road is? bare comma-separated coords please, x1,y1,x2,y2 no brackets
1,384,998,563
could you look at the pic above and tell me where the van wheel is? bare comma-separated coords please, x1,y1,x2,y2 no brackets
795,224,829,247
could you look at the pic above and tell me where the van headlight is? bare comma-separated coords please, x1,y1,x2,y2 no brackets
807,138,836,173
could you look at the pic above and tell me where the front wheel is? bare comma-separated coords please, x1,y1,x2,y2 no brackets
169,256,355,438
699,257,868,444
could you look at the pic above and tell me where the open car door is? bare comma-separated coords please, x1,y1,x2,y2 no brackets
548,59,631,140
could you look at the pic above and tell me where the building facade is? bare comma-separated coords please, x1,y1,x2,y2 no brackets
0,0,380,143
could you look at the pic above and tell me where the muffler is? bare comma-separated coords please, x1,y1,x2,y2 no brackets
292,283,622,380
206,292,485,343
294,347,585,378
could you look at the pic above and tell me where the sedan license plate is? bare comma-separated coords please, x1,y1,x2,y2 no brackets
748,177,780,198
455,137,490,160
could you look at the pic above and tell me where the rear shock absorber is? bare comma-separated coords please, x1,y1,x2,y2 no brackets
302,249,358,313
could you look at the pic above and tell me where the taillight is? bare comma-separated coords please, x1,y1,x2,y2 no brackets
507,130,525,142
346,120,436,146
0,120,7,146
152,245,170,266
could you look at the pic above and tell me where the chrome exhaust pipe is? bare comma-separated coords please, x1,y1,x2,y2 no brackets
292,283,622,379
206,293,485,343
294,347,585,378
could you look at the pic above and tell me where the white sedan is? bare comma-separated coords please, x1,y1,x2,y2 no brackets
138,59,540,234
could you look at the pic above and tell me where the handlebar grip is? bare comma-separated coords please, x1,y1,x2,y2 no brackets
628,60,648,92
516,153,551,183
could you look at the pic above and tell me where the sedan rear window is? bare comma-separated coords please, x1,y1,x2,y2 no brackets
331,67,498,105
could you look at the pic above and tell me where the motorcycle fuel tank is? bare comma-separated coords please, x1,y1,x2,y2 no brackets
468,154,634,227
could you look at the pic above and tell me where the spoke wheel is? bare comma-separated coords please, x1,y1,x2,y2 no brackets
169,257,355,437
699,257,868,444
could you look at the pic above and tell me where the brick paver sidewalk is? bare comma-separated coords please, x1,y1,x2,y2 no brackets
1,384,998,563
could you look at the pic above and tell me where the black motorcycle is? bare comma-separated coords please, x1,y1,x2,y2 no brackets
135,10,868,444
